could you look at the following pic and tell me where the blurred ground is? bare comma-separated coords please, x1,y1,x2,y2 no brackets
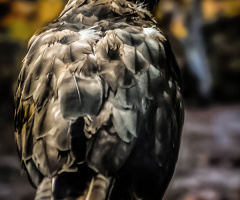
164,105,240,200
0,0,240,199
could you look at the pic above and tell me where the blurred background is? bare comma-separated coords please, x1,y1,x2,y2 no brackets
0,0,239,199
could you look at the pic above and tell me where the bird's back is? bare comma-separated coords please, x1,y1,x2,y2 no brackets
14,0,184,199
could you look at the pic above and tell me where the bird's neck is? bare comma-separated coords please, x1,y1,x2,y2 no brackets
54,0,156,29
66,0,156,10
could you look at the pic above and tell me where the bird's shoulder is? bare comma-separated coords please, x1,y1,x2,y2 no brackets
14,28,98,170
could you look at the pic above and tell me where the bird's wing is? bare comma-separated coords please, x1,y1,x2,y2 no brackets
14,27,102,187
82,26,184,182
80,26,183,199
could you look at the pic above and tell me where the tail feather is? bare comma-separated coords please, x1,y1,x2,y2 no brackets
35,177,52,200
86,174,112,200
50,164,113,200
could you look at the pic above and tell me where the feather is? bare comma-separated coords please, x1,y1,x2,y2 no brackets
58,69,104,120
14,0,183,199
121,44,150,74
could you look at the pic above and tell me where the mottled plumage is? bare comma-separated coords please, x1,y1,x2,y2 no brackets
14,0,184,199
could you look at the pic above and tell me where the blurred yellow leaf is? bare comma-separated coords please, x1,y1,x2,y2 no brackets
170,17,188,39
38,0,64,25
155,1,174,20
11,1,37,20
202,0,222,21
202,0,240,21
8,20,33,42
223,1,240,18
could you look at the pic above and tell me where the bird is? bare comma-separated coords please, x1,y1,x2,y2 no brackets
14,0,184,199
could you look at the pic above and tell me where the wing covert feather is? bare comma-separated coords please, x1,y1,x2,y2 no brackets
14,28,101,183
